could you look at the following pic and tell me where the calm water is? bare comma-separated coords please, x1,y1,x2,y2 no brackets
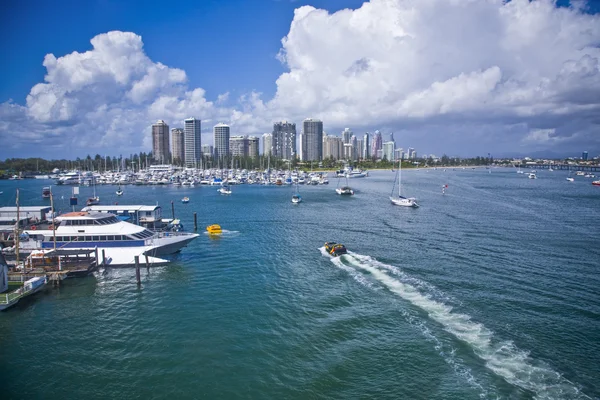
1,169,599,400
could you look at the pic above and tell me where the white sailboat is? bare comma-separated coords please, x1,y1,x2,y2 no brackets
86,178,100,206
116,183,123,196
390,159,418,207
292,180,302,203
335,174,354,195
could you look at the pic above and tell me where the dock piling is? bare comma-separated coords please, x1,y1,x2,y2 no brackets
145,254,150,273
102,249,106,266
171,201,175,219
135,256,141,286
194,212,197,231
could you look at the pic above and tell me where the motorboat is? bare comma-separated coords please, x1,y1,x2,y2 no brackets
566,177,574,182
528,173,537,179
292,194,302,204
206,224,222,234
181,197,190,203
336,186,354,195
593,180,600,186
20,211,199,261
218,186,232,195
42,187,51,199
324,242,347,257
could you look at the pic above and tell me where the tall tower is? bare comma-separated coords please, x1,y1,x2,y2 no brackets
272,121,296,160
229,136,248,157
342,128,352,144
184,118,201,168
363,132,370,159
171,128,185,165
371,130,382,159
152,120,170,164
213,123,230,160
262,133,272,156
248,136,259,159
301,118,323,161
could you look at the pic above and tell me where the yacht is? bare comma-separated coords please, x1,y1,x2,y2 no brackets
19,211,199,263
528,173,537,179
336,186,354,195
218,186,232,195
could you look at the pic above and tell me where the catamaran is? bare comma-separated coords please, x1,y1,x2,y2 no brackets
390,159,418,207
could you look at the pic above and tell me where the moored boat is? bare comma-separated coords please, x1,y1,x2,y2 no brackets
181,197,190,203
324,242,347,257
42,187,51,199
593,180,600,186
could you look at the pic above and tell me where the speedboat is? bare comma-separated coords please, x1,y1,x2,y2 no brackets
181,197,190,203
566,177,574,182
292,194,302,204
336,186,354,195
324,242,347,257
42,187,51,199
218,186,232,195
528,173,537,179
206,224,222,234
593,180,600,186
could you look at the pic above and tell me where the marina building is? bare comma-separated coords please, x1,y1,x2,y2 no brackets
248,136,259,159
262,133,272,156
152,120,170,164
301,118,323,162
272,121,296,160
214,123,230,160
184,118,202,168
171,128,184,165
230,136,248,157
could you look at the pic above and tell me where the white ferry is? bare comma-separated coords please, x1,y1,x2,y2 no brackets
19,211,198,265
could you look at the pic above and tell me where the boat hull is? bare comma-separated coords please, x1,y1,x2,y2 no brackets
390,197,418,207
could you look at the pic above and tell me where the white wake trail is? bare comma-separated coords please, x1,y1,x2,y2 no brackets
341,252,589,400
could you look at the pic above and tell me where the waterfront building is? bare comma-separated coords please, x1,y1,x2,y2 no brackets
371,130,382,159
342,128,352,144
184,118,202,168
343,143,354,161
395,148,404,161
171,128,184,165
582,151,588,161
230,135,248,157
152,120,170,164
301,118,323,161
201,144,213,158
323,135,343,160
356,138,364,161
248,136,259,159
408,147,415,160
382,141,395,161
363,133,370,159
272,121,296,160
262,133,272,156
214,123,230,160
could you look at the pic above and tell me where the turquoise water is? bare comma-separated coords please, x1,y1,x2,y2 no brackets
1,169,599,399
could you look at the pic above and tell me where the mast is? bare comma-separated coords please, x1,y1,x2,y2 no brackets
50,188,57,254
15,189,20,267
398,158,402,197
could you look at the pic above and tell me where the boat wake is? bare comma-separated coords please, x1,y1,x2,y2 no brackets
203,230,240,237
322,249,590,400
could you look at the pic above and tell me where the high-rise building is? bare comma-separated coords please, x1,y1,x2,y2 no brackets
171,128,184,165
214,123,230,159
262,133,272,156
342,128,353,144
301,118,323,161
582,151,588,161
323,135,343,160
362,133,370,159
356,139,363,161
201,144,213,158
229,136,248,157
408,147,415,160
371,130,382,159
152,120,170,164
272,121,296,160
184,118,201,168
382,141,395,161
248,136,259,159
395,148,404,161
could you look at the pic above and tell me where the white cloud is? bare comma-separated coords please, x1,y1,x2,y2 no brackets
1,0,600,158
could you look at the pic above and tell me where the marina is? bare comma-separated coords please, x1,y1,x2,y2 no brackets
0,168,599,399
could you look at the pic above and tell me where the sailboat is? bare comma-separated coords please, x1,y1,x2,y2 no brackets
292,180,302,203
86,177,100,206
116,183,123,196
390,159,418,207
335,175,354,195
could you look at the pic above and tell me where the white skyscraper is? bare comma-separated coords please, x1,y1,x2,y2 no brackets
362,133,370,159
213,123,230,159
184,118,201,168
262,133,272,156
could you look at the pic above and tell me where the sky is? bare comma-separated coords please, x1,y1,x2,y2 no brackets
1,0,599,159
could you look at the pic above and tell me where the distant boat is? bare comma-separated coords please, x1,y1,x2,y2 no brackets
206,224,222,235
592,180,600,186
390,159,418,207
42,187,51,199
336,175,354,196
181,197,190,203
86,196,100,206
218,186,232,195
292,181,302,203
528,173,537,179
116,184,123,196
566,177,574,182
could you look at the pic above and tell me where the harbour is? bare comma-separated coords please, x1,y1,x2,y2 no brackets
0,168,599,399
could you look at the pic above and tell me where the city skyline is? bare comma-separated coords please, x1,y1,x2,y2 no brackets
1,0,600,159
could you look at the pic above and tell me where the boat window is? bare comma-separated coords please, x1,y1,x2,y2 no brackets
85,236,92,241
92,236,99,241
108,235,114,241
132,233,144,239
64,220,71,226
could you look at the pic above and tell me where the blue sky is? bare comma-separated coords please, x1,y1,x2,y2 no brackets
1,0,600,159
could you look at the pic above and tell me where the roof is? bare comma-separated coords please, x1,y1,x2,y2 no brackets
82,205,160,212
0,206,52,212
